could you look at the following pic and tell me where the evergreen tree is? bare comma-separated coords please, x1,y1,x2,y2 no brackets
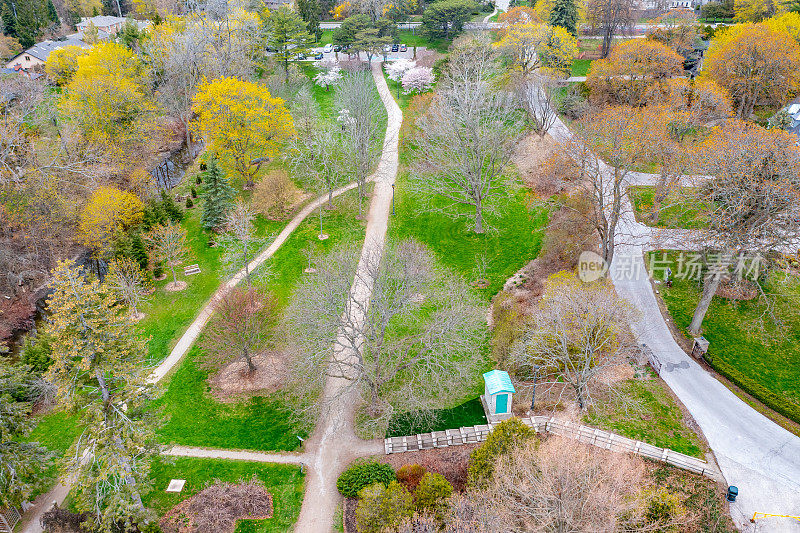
297,0,322,41
549,0,578,36
46,260,160,530
160,190,183,222
130,233,149,270
1,3,16,37
47,0,58,23
201,157,235,231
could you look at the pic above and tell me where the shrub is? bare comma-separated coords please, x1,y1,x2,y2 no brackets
557,87,589,120
337,461,395,498
153,262,165,279
645,488,684,525
356,481,414,533
160,190,183,222
196,174,203,184
191,187,198,198
186,196,194,209
396,464,426,491
20,333,53,373
130,233,149,271
467,417,536,487
414,472,452,514
252,169,301,220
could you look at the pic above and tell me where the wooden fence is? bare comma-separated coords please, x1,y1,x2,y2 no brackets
384,416,722,481
0,506,21,533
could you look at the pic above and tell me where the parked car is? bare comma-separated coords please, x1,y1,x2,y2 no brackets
399,44,407,52
333,45,341,52
383,44,391,53
293,53,306,61
314,51,324,59
391,43,399,52
323,43,333,53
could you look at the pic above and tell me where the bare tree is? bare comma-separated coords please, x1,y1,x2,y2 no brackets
204,286,277,374
510,272,635,411
687,121,800,335
291,85,322,141
106,257,149,320
284,240,486,429
412,77,524,233
518,74,557,137
218,200,268,288
146,222,190,289
482,437,665,532
587,0,637,58
286,125,347,236
334,71,384,218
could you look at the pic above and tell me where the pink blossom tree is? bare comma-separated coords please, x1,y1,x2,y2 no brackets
402,66,435,95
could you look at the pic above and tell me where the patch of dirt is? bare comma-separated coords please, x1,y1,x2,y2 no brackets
716,279,757,300
208,351,288,401
165,280,188,292
159,480,272,533
343,497,357,533
512,132,559,186
374,444,479,492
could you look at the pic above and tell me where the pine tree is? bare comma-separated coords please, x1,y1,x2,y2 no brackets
201,157,235,231
160,190,183,222
1,3,16,38
46,0,58,23
549,0,578,37
130,233,149,271
46,260,160,530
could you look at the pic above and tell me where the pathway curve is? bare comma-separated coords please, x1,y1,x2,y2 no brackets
18,182,366,533
293,61,402,533
548,116,800,532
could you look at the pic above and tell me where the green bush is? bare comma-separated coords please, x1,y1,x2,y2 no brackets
645,488,684,525
356,481,414,533
185,196,194,209
160,191,183,222
414,472,452,514
337,461,395,498
20,333,53,373
467,417,536,487
396,464,426,492
191,187,198,198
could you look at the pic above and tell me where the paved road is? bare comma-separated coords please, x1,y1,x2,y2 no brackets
293,61,402,533
549,115,800,532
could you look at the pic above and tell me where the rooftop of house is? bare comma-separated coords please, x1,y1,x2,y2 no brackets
12,38,90,63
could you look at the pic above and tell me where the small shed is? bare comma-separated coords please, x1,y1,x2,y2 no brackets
482,370,515,421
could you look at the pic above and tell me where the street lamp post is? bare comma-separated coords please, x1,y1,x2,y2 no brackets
530,364,541,412
391,183,395,215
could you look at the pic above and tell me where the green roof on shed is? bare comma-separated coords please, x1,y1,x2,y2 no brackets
483,369,515,395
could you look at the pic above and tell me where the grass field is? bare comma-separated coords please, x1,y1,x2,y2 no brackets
584,377,704,458
386,397,487,437
156,195,366,451
571,59,593,77
629,186,711,230
646,251,800,425
144,457,304,533
24,410,83,500
388,174,548,301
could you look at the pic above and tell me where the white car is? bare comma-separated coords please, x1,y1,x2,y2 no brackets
323,43,333,53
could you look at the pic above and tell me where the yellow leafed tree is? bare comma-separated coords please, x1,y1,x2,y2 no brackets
192,77,295,188
493,23,578,78
704,22,800,118
45,45,90,85
61,42,153,144
78,186,144,254
764,11,800,42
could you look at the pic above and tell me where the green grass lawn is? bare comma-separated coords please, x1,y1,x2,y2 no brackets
397,30,449,54
386,396,487,437
383,70,414,109
156,195,366,451
571,59,593,77
24,410,83,500
629,186,711,230
584,376,704,458
144,457,304,533
388,174,548,300
646,251,800,425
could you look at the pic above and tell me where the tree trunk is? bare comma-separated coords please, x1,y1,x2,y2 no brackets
245,347,256,373
171,264,177,286
328,187,333,208
688,264,727,335
474,200,484,234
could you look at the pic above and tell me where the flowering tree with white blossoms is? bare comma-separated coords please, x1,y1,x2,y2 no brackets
385,58,415,96
314,59,343,91
402,66,435,95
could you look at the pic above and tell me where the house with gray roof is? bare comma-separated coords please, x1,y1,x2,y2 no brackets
4,39,91,73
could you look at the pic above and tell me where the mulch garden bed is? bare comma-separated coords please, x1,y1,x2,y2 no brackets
159,480,273,533
373,444,479,492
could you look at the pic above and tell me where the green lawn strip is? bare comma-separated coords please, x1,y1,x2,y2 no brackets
571,58,592,77
385,397,487,437
156,198,366,451
388,174,548,301
645,251,800,424
397,30,449,54
583,377,704,458
629,186,711,230
301,64,337,121
24,410,83,500
144,457,304,533
382,71,413,109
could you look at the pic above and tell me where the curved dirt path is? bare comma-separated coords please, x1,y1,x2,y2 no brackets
293,61,402,533
548,116,800,532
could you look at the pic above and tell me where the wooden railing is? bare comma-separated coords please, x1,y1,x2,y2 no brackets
0,506,21,533
384,416,722,481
